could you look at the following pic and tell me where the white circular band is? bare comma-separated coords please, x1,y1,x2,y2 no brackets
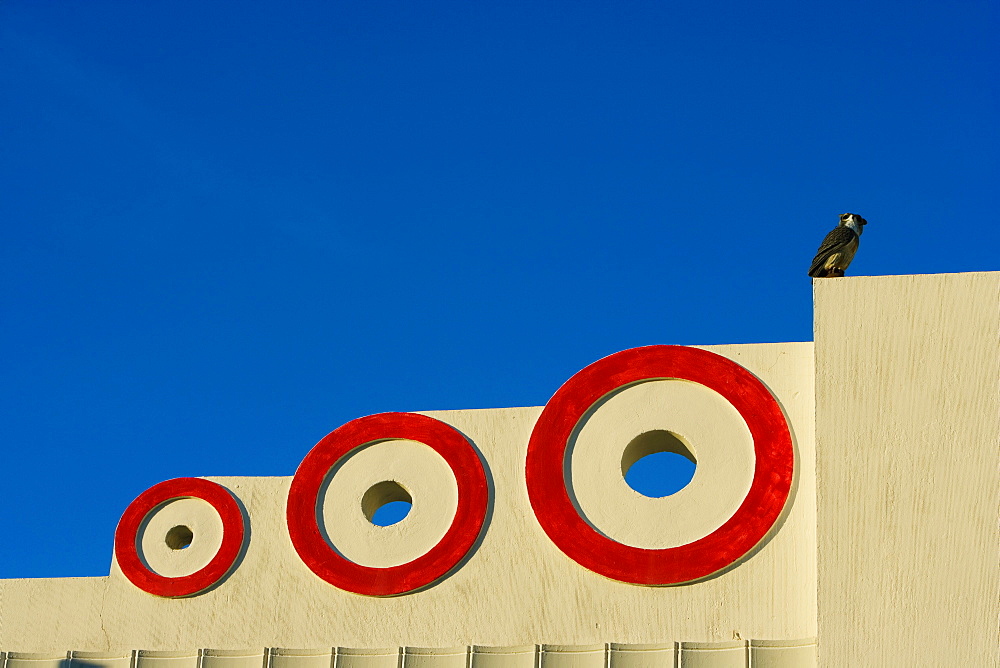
569,378,755,549
319,439,459,568
138,497,225,578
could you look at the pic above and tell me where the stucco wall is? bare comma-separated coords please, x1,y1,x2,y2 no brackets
0,343,815,655
814,271,999,666
5,271,996,666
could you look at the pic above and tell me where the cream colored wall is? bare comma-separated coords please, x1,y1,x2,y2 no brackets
7,271,996,666
0,343,815,657
814,271,1000,666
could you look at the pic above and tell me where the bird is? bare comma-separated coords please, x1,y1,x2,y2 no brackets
808,212,868,277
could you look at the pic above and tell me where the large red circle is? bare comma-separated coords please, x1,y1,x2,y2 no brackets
114,477,246,597
286,412,489,596
526,345,794,585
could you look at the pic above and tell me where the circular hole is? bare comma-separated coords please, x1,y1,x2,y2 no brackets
361,480,413,527
164,524,194,550
621,430,697,498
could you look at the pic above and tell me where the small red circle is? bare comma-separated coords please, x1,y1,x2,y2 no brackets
286,412,489,596
114,477,245,597
526,345,794,585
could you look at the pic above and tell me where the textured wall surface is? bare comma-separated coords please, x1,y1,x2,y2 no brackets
815,271,1000,666
0,343,815,653
5,271,997,666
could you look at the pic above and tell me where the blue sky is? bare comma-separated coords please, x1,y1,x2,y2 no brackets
1,1,996,577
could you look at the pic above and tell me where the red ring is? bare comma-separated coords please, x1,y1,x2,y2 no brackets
286,412,489,596
114,477,245,597
526,345,794,585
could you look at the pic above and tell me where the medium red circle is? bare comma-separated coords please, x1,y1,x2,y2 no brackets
114,477,246,597
526,345,794,585
286,412,489,596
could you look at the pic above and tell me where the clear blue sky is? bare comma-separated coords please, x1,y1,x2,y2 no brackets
1,1,996,577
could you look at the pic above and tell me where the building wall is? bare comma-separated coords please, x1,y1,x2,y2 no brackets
3,271,997,667
0,343,816,655
814,271,999,666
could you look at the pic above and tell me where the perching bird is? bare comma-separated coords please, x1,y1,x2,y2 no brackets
808,212,868,277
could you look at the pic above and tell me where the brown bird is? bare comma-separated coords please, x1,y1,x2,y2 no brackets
808,213,868,277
